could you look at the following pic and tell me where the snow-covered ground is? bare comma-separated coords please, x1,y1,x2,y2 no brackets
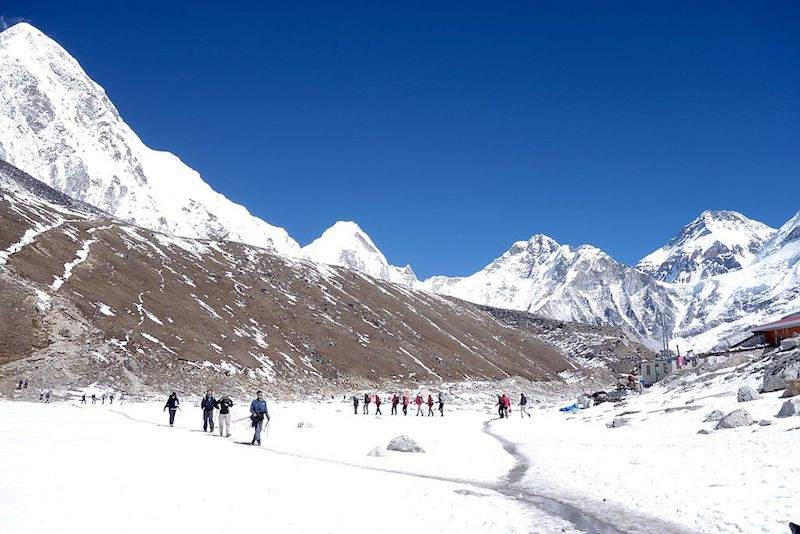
493,373,800,533
2,371,798,534
0,399,574,534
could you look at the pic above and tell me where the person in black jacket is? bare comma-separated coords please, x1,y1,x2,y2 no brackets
217,395,233,437
164,392,180,426
201,390,216,432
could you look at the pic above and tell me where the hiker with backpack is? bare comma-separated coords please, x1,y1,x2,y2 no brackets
352,394,359,415
201,390,217,432
249,390,270,446
391,394,399,415
362,393,370,415
519,393,531,418
427,394,434,416
437,392,445,416
496,395,505,418
164,392,180,426
402,394,409,415
217,395,234,437
374,394,382,415
415,394,424,416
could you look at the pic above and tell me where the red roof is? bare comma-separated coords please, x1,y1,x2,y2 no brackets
752,312,800,333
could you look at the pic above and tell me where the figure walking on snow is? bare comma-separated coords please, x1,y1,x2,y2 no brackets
81,394,87,404
502,394,511,417
438,392,445,417
375,394,382,415
201,390,217,432
402,394,409,416
362,393,370,415
519,393,531,418
164,392,180,426
91,394,97,404
352,395,359,415
427,394,434,416
250,390,270,446
217,395,233,437
109,393,114,405
101,393,106,405
497,395,505,418
415,394,424,416
391,394,399,415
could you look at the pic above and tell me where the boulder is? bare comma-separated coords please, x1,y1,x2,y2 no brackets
762,349,800,393
780,337,800,351
367,446,387,457
697,429,711,435
758,419,772,426
781,379,800,398
715,409,753,429
296,421,314,429
737,386,761,403
777,398,800,418
387,435,424,453
606,417,629,428
703,410,725,422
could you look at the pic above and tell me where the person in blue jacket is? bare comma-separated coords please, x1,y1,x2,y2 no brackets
250,390,270,446
201,390,217,432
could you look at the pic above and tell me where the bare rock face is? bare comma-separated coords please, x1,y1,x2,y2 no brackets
703,410,725,422
367,446,387,457
777,399,800,418
737,386,761,403
606,417,629,428
387,435,424,453
715,409,753,429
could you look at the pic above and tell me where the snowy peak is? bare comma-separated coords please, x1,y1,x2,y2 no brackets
757,210,800,261
0,23,300,256
302,221,418,285
636,210,775,283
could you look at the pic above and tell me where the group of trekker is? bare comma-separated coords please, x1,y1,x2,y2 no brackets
497,393,531,419
163,389,270,446
79,392,121,405
353,392,445,417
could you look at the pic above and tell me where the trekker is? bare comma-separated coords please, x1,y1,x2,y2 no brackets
217,395,233,437
23,380,28,389
39,389,44,401
81,394,87,404
164,392,180,426
249,390,270,446
101,393,106,405
415,394,424,416
427,394,434,416
16,380,23,390
119,393,124,404
497,395,505,418
502,394,511,417
519,393,531,418
402,394,409,416
201,390,217,432
109,393,114,405
363,393,370,415
438,392,445,417
374,394,382,415
391,394,399,415
352,395,359,415
91,393,97,404
44,389,51,403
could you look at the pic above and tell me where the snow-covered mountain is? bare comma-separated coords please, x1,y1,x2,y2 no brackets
0,23,299,255
302,221,418,285
421,234,677,346
636,210,775,284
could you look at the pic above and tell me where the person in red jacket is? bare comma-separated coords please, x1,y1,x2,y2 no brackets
426,394,434,416
502,394,511,417
415,394,424,416
402,394,410,416
374,394,382,415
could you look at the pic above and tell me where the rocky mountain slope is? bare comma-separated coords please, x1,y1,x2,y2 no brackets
636,210,775,284
0,159,651,394
0,22,299,255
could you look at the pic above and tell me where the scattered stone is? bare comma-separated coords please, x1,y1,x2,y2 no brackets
367,446,387,457
387,435,424,453
758,419,772,426
606,417,629,428
715,409,753,429
664,405,703,413
296,421,314,429
703,410,725,422
781,379,800,398
777,398,800,418
737,386,761,403
780,337,800,351
697,429,711,435
762,349,800,393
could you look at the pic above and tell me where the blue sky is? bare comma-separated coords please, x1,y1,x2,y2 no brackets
3,1,799,277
